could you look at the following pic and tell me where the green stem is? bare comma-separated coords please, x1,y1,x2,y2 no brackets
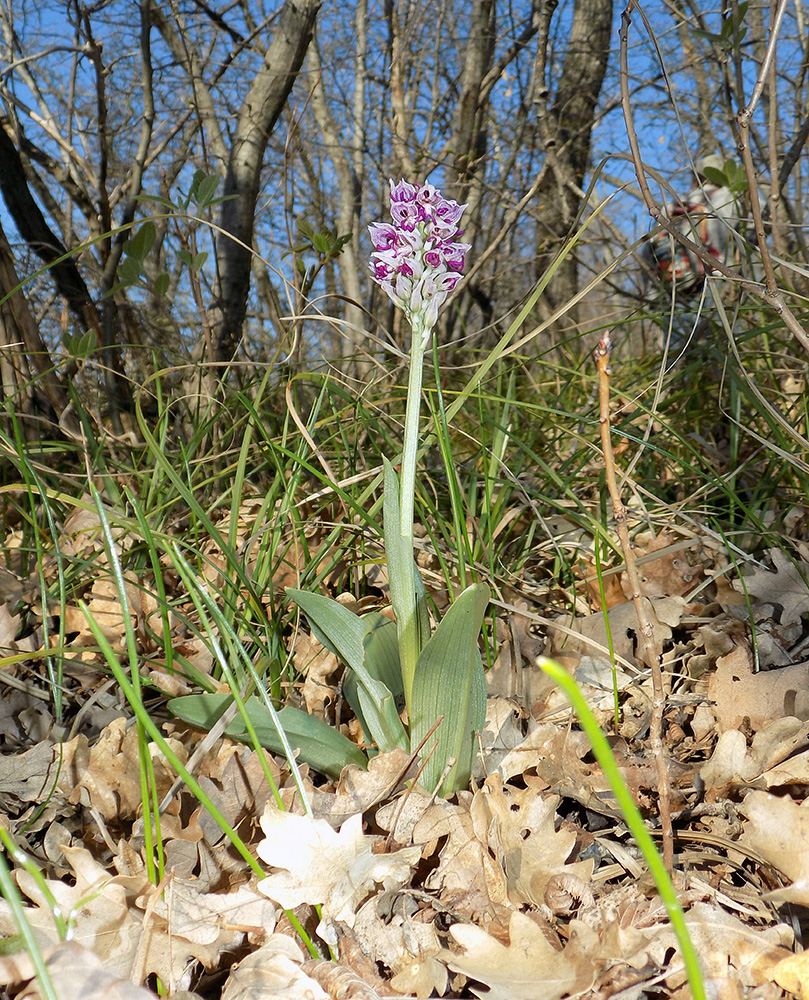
396,314,429,702
399,314,428,537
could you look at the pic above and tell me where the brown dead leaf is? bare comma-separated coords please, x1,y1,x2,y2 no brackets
709,645,809,732
0,845,146,984
471,776,594,909
740,791,809,905
65,717,185,822
297,634,341,721
445,910,596,1000
256,805,421,946
700,718,809,798
135,878,276,961
0,740,62,807
307,748,417,829
352,898,446,998
559,598,682,669
621,532,702,599
478,700,557,783
734,549,809,626
411,796,510,918
770,950,809,999
651,902,793,992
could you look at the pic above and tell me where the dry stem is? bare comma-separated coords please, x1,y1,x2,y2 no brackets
594,331,674,872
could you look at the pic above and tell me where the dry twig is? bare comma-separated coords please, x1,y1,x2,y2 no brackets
594,331,674,871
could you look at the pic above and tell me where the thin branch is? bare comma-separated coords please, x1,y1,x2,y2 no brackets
594,330,674,873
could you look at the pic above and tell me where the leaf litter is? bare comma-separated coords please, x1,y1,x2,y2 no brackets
3,508,809,999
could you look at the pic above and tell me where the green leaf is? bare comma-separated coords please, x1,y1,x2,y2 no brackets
287,589,408,752
409,582,490,795
134,193,179,211
168,693,367,779
191,251,208,272
153,272,170,298
342,613,403,744
177,249,193,267
117,256,142,285
190,171,220,208
126,221,156,262
64,329,98,359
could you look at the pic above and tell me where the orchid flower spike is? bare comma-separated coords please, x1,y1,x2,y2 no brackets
368,179,470,340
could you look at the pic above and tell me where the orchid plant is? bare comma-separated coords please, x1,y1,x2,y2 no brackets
171,180,489,795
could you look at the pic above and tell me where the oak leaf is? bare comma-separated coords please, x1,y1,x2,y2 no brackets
256,805,421,946
445,910,596,1000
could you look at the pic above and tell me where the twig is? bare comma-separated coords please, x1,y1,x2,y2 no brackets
594,331,674,872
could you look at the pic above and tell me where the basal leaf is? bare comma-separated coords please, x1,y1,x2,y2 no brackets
168,693,367,779
287,589,408,753
343,613,403,746
409,582,490,795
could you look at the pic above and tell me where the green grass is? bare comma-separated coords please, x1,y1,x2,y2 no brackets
3,279,809,996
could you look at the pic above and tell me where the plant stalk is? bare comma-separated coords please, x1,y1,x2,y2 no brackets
396,313,429,704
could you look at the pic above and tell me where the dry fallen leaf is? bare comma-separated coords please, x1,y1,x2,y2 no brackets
444,909,596,1000
708,645,809,732
16,941,156,1000
770,950,809,999
471,777,594,908
220,934,329,1000
650,902,794,992
700,718,809,798
740,790,809,905
256,804,421,946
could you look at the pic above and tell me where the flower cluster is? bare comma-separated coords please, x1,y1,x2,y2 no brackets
369,179,470,335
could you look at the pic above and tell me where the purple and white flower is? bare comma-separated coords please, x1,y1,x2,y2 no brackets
369,179,470,335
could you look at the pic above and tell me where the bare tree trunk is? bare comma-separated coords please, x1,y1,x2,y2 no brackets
0,120,103,344
533,0,613,338
212,0,321,362
0,219,75,434
307,6,367,372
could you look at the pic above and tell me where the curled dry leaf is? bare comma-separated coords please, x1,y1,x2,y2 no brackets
470,777,594,909
220,934,329,1000
740,790,809,905
256,804,421,946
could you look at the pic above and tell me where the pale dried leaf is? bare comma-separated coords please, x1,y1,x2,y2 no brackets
411,797,510,916
221,935,329,1000
651,902,793,990
770,950,809,999
708,645,809,732
740,791,809,904
471,777,594,908
137,879,276,950
734,549,809,625
256,806,421,946
445,910,596,1000
17,941,155,1000
351,897,444,995
700,719,809,797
